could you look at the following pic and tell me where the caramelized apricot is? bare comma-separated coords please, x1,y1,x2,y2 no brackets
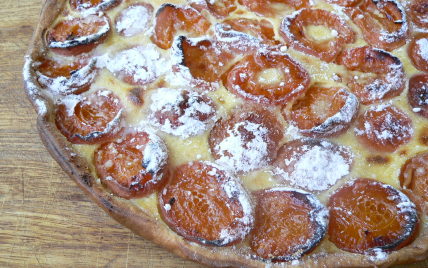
55,90,124,144
289,86,359,138
407,0,428,28
159,161,253,246
328,178,419,254
224,49,310,105
408,33,428,72
191,0,237,18
250,188,327,261
115,3,154,37
280,9,356,62
95,129,168,199
106,45,166,86
239,0,311,17
272,139,353,191
209,104,284,173
218,18,279,47
354,105,413,153
70,0,121,11
336,46,405,105
400,151,428,202
173,36,234,89
36,57,97,95
47,15,110,56
346,0,409,51
408,74,428,118
148,88,217,138
151,4,211,49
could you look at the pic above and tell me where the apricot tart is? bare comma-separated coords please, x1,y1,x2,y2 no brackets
23,0,428,267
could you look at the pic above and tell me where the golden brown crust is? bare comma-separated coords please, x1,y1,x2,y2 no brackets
22,0,428,267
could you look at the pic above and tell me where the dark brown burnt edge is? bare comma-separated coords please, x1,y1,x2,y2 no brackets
22,0,428,267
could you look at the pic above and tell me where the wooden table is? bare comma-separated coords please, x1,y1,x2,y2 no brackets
0,0,427,267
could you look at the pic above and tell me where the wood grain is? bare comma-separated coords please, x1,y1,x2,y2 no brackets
1,0,427,267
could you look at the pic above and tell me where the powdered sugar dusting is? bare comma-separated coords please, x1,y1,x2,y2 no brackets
148,88,216,138
104,45,167,85
116,4,152,37
274,140,353,191
215,122,269,173
417,37,428,62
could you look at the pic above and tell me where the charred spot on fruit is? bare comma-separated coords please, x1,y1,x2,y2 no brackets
367,155,390,164
155,3,176,17
169,197,176,206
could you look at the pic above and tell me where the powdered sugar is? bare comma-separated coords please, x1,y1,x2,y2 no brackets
116,4,153,37
215,121,269,173
103,45,167,85
148,88,216,138
417,37,428,62
274,140,353,191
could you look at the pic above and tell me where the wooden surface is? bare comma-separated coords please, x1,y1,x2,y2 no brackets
0,0,427,267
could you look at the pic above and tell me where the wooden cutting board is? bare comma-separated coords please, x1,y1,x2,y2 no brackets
0,0,427,267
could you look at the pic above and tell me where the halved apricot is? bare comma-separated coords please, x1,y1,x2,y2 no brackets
218,18,279,47
280,9,356,62
70,0,121,11
289,86,359,138
151,4,211,49
36,57,97,95
272,139,353,191
47,15,110,56
354,105,413,153
328,178,419,254
400,151,428,202
115,3,154,37
148,88,217,138
173,36,234,89
209,104,284,173
106,45,166,86
55,90,124,144
407,0,428,28
250,188,327,261
239,0,311,17
408,74,428,118
95,129,169,199
336,46,405,105
408,33,428,72
191,0,237,18
223,48,310,105
346,0,409,51
159,161,253,246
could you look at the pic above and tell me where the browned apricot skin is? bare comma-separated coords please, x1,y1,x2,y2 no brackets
95,132,166,199
280,9,356,62
224,50,310,105
400,152,428,202
346,0,408,51
250,189,325,261
239,0,311,16
158,162,249,246
328,178,419,254
408,34,428,73
336,46,405,105
55,91,123,144
290,87,357,138
47,16,110,56
407,0,428,28
151,5,211,49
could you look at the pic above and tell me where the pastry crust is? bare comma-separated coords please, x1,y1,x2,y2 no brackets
23,0,428,267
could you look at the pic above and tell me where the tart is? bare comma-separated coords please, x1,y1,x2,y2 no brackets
22,0,428,267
